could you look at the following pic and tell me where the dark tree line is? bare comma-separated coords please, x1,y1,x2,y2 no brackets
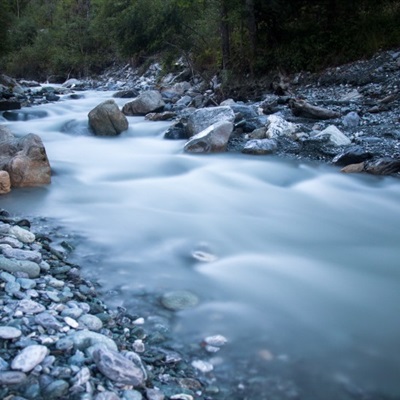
0,0,399,80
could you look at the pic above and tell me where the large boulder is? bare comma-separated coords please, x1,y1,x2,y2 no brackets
184,121,233,153
122,90,165,116
0,127,51,188
88,100,128,136
187,106,235,137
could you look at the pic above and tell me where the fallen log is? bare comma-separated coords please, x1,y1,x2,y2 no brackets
289,99,340,120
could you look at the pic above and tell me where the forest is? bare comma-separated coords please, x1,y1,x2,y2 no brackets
1,0,400,81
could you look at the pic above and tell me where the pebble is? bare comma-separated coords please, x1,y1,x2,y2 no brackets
61,306,83,319
64,316,80,328
42,379,70,399
0,271,16,282
0,255,40,278
95,391,121,400
122,390,143,400
0,326,22,339
68,330,118,351
35,312,63,330
9,225,36,243
0,371,27,385
16,277,37,289
0,236,23,248
160,290,199,311
191,360,214,373
5,280,21,294
146,388,165,400
204,334,228,347
93,347,145,386
78,313,103,331
17,298,46,314
2,247,42,263
11,344,49,372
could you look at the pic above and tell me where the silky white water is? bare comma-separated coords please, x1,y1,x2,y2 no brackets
1,91,400,399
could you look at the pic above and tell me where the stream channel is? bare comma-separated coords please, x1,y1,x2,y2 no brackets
1,90,400,399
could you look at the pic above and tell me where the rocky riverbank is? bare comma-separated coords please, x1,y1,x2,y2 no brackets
0,210,229,400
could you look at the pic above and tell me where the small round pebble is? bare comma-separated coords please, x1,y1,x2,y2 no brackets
160,290,199,311
0,326,22,340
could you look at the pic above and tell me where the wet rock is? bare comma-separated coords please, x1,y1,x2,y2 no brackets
122,90,165,116
42,379,70,399
204,335,228,347
17,299,46,314
365,158,400,175
341,162,366,173
161,290,199,311
315,125,351,146
266,115,298,139
68,330,118,352
0,99,21,111
78,314,103,331
113,89,139,98
93,347,145,386
164,123,189,140
145,111,177,121
332,146,373,166
0,371,27,385
242,139,278,155
184,121,233,153
0,256,40,278
88,99,129,136
0,326,22,339
9,225,35,243
11,345,49,372
191,360,213,373
3,133,51,187
2,247,42,263
187,106,235,137
0,170,11,194
146,388,165,400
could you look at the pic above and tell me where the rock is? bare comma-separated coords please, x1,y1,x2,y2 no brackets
203,335,228,347
1,133,51,187
230,104,259,120
187,106,235,137
17,299,46,314
9,225,35,243
248,127,267,139
0,100,21,111
315,125,351,146
184,121,233,153
365,158,400,175
113,89,139,98
161,290,199,311
42,379,70,399
78,314,103,331
242,139,278,155
266,115,298,138
332,146,373,166
0,326,22,339
122,90,165,116
0,255,40,278
342,111,360,128
289,99,340,119
68,330,118,352
191,360,213,373
88,99,129,136
0,170,11,194
146,388,165,400
62,78,82,88
2,247,42,263
11,345,49,372
145,111,177,121
0,371,27,385
164,123,189,140
35,312,63,330
341,162,366,173
92,347,145,386
122,390,143,400
95,391,121,400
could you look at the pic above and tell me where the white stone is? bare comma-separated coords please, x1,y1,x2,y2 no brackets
266,114,298,138
191,360,214,373
315,125,351,146
9,226,35,243
11,345,49,372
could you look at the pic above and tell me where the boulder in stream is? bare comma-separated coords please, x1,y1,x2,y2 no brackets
88,99,128,136
122,90,165,116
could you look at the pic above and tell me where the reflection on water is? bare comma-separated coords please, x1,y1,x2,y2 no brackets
1,90,400,399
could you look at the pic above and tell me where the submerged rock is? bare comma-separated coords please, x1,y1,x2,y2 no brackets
161,290,199,311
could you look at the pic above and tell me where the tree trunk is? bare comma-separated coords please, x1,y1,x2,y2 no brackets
219,0,230,70
245,0,256,71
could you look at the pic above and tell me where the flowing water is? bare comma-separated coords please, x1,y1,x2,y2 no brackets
1,90,400,399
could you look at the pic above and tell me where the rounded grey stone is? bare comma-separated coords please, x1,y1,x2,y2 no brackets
16,277,37,290
17,299,46,314
0,371,27,385
95,391,121,400
0,326,22,339
61,307,83,319
78,314,103,331
11,345,49,372
42,379,70,399
5,280,21,294
122,390,143,400
35,312,63,330
161,290,199,311
68,330,118,352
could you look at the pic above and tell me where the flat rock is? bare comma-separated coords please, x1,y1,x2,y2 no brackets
11,345,49,372
93,347,145,386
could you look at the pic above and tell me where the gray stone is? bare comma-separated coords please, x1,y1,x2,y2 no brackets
61,306,83,319
16,277,37,289
0,236,23,248
0,170,11,193
68,330,118,352
122,390,143,400
9,225,35,243
5,280,21,294
0,371,27,385
88,99,129,136
187,106,235,137
161,290,199,311
266,115,298,139
93,347,145,386
42,379,70,399
0,326,22,339
95,391,121,400
0,271,16,282
242,139,278,155
78,314,103,331
2,247,42,263
0,356,8,370
35,312,63,330
0,257,40,277
146,388,165,400
17,299,46,314
11,345,49,372
184,121,233,153
315,125,351,146
342,111,360,128
122,90,165,116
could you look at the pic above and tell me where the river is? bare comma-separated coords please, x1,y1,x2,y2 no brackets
1,90,400,399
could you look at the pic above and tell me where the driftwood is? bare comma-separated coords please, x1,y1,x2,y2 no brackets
289,99,340,120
